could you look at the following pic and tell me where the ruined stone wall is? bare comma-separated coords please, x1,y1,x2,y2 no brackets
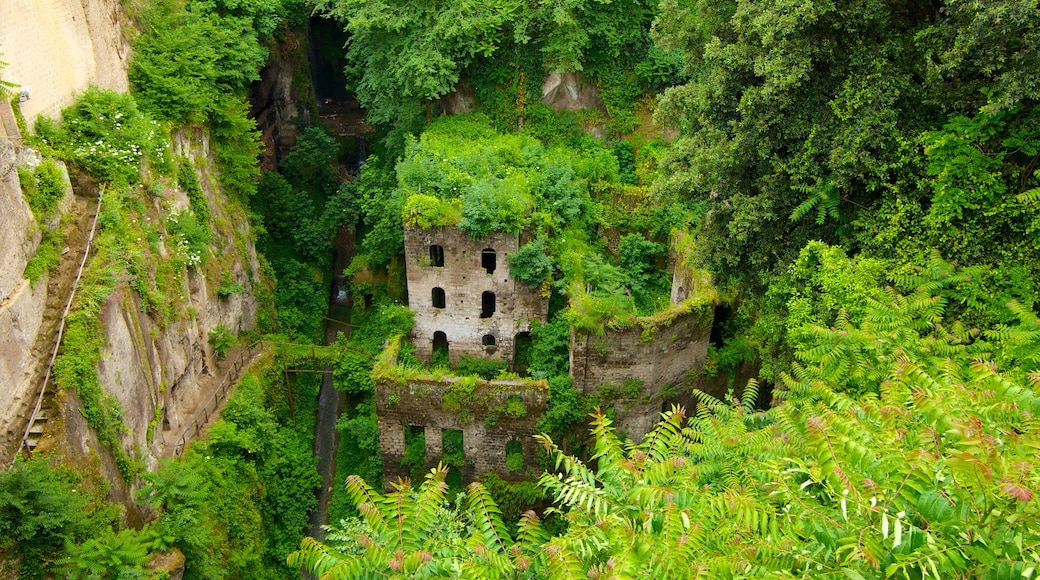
570,306,713,439
0,0,131,122
375,375,548,487
403,225,547,366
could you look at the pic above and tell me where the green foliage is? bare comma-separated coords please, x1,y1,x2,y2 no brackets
166,210,211,269
208,324,235,359
618,233,670,314
508,238,553,288
0,459,116,580
177,158,209,222
35,87,168,185
441,429,465,468
290,466,544,577
400,194,461,229
526,306,566,365
217,270,245,298
130,1,267,124
535,375,584,434
655,0,1040,299
22,226,65,285
54,529,149,579
453,355,508,381
208,94,263,200
401,426,427,483
18,160,66,220
315,0,659,128
152,370,321,579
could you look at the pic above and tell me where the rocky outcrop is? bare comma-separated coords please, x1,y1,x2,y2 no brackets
0,139,47,461
0,139,37,302
93,130,262,468
251,29,312,170
540,72,604,112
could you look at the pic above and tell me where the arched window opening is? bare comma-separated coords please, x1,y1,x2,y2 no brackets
480,292,496,318
429,245,444,267
481,248,496,274
432,331,449,366
432,287,446,309
482,334,496,346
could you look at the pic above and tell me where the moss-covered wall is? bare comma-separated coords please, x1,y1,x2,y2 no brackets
374,374,548,487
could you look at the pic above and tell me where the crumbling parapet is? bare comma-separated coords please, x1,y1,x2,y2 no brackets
403,225,547,367
373,336,548,488
569,262,717,440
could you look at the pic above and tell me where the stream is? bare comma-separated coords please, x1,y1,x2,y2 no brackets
307,225,355,540
303,14,375,540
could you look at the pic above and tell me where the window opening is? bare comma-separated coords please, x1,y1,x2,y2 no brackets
429,245,444,267
442,429,465,467
481,248,496,274
482,334,496,346
432,287,446,309
505,439,524,472
432,331,449,366
403,425,426,481
513,332,532,374
480,292,496,318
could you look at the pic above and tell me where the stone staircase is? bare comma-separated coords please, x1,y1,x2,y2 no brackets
19,195,100,455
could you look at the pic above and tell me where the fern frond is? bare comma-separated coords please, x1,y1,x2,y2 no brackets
466,481,513,553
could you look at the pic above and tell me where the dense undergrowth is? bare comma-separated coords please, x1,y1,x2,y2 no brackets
4,0,1040,578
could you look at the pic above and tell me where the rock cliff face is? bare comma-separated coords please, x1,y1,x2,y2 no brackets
0,1,264,472
92,130,262,469
0,138,46,459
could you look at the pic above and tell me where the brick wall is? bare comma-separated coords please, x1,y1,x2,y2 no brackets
570,306,713,439
0,0,130,122
403,225,547,367
375,375,548,488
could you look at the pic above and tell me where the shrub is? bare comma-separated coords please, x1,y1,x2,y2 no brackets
208,324,235,359
217,270,245,298
35,87,168,185
18,160,66,220
508,238,553,288
454,356,508,380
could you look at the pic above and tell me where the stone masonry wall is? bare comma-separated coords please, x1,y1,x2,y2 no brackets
375,376,548,487
404,225,547,366
0,0,131,122
570,307,713,439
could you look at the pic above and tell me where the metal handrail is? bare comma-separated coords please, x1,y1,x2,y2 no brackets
174,340,261,456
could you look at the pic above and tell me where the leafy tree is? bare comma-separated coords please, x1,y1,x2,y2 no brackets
654,0,1040,293
130,0,267,124
508,238,553,288
314,0,662,127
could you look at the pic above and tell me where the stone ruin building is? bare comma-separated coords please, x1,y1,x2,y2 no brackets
373,224,717,487
403,225,548,367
